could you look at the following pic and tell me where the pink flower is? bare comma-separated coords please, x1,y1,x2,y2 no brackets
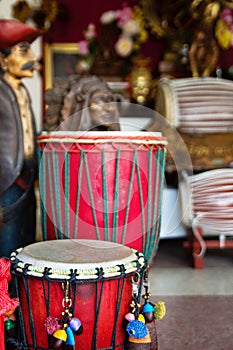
77,40,89,55
221,8,233,26
116,5,133,28
84,23,97,40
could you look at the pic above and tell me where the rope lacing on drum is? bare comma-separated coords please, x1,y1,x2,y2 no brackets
96,266,104,279
5,337,28,350
116,263,126,276
91,275,104,349
43,267,52,279
69,268,78,282
110,271,126,349
22,263,32,274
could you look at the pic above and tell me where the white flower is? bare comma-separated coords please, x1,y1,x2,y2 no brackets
115,35,134,57
121,19,140,37
100,10,117,25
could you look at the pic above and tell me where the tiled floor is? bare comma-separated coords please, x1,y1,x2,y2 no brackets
148,238,233,350
149,238,233,296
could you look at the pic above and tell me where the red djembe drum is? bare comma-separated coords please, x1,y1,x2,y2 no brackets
9,239,146,350
37,131,167,263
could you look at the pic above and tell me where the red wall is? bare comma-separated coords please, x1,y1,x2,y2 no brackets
47,0,138,43
44,0,166,72
44,0,233,77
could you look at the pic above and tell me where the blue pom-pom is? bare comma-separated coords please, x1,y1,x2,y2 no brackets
126,320,148,339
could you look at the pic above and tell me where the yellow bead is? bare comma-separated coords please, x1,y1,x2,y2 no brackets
138,314,145,323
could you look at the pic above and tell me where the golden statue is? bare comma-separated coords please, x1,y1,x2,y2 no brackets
189,0,221,77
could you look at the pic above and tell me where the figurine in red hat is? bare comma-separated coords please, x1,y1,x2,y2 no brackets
0,19,41,257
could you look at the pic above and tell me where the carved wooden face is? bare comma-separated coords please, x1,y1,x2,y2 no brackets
2,42,38,79
88,89,117,127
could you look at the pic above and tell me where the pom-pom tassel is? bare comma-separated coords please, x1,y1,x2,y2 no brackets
125,320,151,349
154,301,166,321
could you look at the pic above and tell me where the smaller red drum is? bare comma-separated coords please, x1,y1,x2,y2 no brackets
9,239,146,350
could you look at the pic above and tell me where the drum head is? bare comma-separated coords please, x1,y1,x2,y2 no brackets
11,239,145,279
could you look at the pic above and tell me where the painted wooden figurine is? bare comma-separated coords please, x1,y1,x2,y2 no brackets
0,19,41,257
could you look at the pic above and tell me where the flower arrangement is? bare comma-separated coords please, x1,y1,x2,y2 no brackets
75,23,98,72
99,4,148,58
75,3,148,70
215,7,233,50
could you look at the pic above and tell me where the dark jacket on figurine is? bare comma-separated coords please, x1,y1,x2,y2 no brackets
0,76,37,220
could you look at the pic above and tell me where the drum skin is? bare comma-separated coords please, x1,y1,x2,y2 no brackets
10,239,146,350
37,131,167,263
